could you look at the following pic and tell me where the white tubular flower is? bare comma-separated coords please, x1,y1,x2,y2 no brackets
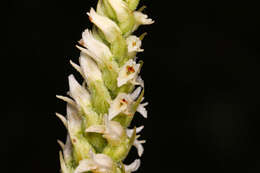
86,115,125,145
117,59,140,87
127,126,145,156
87,8,121,43
124,159,141,173
80,29,112,63
133,11,154,31
79,53,103,82
126,35,144,53
68,74,91,107
75,150,114,173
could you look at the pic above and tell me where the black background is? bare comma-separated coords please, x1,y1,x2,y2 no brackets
4,1,260,173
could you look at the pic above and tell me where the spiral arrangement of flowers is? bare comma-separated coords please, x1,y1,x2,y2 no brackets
56,0,153,172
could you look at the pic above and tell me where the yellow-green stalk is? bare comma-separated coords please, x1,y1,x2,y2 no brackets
56,0,153,172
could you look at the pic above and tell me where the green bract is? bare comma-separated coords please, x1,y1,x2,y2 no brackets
56,0,153,172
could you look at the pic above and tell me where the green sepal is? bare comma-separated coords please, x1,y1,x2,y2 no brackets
103,128,136,162
125,0,140,11
102,64,119,95
89,80,111,115
102,142,128,162
112,81,135,99
80,107,101,127
111,36,128,67
103,0,117,20
70,134,94,164
85,133,108,153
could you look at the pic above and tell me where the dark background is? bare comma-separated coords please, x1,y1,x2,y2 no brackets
4,1,260,172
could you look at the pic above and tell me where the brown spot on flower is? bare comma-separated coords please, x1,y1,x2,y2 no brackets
132,41,136,47
72,138,77,143
122,98,128,104
119,98,128,107
127,65,135,75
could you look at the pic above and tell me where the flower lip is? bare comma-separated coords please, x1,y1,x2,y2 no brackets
117,59,140,87
126,35,144,53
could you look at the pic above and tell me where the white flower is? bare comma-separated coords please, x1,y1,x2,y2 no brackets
108,87,144,120
68,74,91,107
85,115,125,145
126,35,144,53
79,53,103,82
127,126,145,156
78,29,112,64
124,159,141,173
117,59,140,87
87,8,121,43
75,150,114,173
133,11,154,31
108,93,132,120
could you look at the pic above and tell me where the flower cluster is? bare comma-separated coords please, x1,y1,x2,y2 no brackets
56,0,153,172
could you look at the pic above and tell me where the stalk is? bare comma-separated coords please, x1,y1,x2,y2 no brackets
56,0,153,172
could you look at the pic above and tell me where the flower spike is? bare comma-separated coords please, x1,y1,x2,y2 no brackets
56,0,153,172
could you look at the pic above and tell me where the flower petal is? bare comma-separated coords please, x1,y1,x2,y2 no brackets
85,125,106,134
130,87,142,101
59,151,70,173
56,95,77,107
134,138,145,156
136,102,148,118
55,112,68,129
79,53,103,82
87,8,121,43
81,29,112,63
68,74,91,107
124,159,141,173
133,11,154,25
126,126,144,137
74,159,97,173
